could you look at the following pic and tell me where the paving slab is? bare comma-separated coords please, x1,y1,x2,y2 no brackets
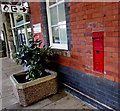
2,94,18,109
5,103,24,110
48,90,68,103
42,95,92,109
6,98,52,110
1,86,13,98
0,73,8,80
0,98,2,111
3,67,24,77
24,99,53,109
2,65,22,71
1,79,13,98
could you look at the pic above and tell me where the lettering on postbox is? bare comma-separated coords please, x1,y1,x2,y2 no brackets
92,32,104,73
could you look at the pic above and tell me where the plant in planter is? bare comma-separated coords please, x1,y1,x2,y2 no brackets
10,37,58,106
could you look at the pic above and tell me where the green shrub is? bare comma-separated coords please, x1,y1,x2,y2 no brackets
14,36,55,81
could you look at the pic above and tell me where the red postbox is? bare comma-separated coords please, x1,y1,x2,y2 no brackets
92,32,104,73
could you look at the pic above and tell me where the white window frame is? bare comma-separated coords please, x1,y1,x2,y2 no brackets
10,13,31,46
46,0,68,50
9,2,31,47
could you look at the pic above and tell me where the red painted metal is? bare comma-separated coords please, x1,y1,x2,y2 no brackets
92,32,104,73
92,32,104,39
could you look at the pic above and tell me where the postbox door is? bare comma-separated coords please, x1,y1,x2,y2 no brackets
93,34,104,73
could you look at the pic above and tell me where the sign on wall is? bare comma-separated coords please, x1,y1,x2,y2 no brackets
1,4,28,13
33,24,41,34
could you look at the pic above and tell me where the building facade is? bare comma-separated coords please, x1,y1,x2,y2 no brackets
29,1,120,110
1,0,120,110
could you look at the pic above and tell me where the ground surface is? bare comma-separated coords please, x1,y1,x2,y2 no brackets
0,57,96,110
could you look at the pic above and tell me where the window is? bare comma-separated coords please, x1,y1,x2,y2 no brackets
13,13,31,48
46,0,68,50
10,2,32,49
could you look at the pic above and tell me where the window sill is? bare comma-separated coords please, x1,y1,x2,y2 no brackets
54,49,71,57
50,44,68,50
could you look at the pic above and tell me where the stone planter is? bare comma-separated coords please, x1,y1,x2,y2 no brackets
10,69,58,106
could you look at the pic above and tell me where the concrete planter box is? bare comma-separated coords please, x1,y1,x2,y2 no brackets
10,69,58,106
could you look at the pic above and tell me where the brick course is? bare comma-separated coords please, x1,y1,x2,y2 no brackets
29,2,44,46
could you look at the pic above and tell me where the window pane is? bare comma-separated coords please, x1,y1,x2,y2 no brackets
52,27,60,43
23,2,29,7
16,27,26,47
58,3,65,22
15,14,24,26
27,25,32,39
50,6,58,25
49,2,56,6
57,0,62,2
0,31,4,40
25,13,30,22
59,25,67,44
11,14,15,27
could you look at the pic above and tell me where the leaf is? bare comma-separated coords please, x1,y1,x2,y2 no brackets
26,75,29,80
32,74,35,78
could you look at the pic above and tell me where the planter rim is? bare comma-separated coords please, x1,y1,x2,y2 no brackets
10,69,57,89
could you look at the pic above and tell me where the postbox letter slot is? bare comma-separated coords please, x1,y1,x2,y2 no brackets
96,50,100,53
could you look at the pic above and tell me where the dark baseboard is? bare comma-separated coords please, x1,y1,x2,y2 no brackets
53,63,120,110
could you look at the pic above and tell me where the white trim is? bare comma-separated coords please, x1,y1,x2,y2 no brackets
23,14,29,45
24,21,31,25
13,13,17,27
49,0,64,8
46,0,53,47
12,22,30,29
12,24,24,29
57,2,60,46
51,21,66,27
51,44,68,50
9,13,17,46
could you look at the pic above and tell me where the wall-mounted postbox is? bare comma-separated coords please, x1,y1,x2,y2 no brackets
92,32,104,73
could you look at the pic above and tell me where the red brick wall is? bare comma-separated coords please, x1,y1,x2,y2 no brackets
68,2,119,83
55,2,119,83
29,2,120,83
29,2,44,46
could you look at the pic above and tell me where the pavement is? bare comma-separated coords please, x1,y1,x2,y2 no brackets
0,57,96,110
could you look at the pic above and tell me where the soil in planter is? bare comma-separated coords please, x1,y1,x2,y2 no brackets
14,71,51,83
